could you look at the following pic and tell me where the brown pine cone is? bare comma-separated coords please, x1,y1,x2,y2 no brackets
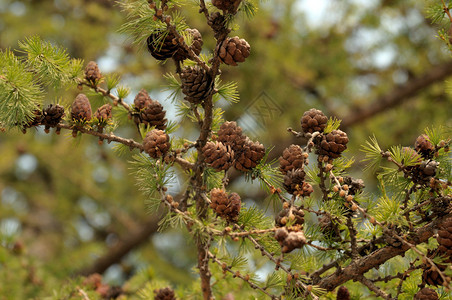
274,227,306,253
437,218,452,262
147,31,178,61
415,134,435,159
202,141,233,171
342,176,365,195
301,108,328,134
336,286,350,300
431,196,451,217
283,169,306,195
84,61,102,84
207,12,226,36
275,208,304,227
317,129,348,159
134,89,152,111
414,288,439,300
42,104,65,132
234,138,265,172
143,129,170,159
217,121,247,152
71,94,92,122
219,36,250,66
210,189,241,222
173,29,203,61
279,145,306,175
212,0,242,13
154,287,176,300
180,66,214,104
140,100,167,130
422,264,446,287
94,104,112,122
419,160,438,177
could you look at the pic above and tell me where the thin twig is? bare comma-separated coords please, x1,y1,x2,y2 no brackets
357,275,392,300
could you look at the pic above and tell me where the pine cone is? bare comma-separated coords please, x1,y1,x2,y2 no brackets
180,66,214,104
317,130,348,159
71,94,92,122
154,287,176,300
173,29,203,61
143,129,170,159
279,145,306,175
140,100,167,130
275,208,304,227
94,104,112,122
336,286,350,300
212,0,242,13
283,169,305,195
219,36,250,66
134,89,152,111
422,265,446,287
234,138,265,172
42,104,65,132
274,227,306,253
84,61,102,84
210,188,241,222
147,31,178,61
202,141,233,171
415,134,435,159
217,121,247,152
301,108,328,134
432,196,451,216
419,160,438,177
437,218,452,262
414,288,439,300
342,176,365,195
207,12,226,36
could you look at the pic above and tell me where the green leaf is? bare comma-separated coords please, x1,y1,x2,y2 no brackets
215,79,240,104
324,117,341,134
164,72,182,103
361,135,383,172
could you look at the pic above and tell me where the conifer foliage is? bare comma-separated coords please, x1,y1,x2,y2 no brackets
0,0,451,299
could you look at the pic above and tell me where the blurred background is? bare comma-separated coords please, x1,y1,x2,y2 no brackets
0,0,451,298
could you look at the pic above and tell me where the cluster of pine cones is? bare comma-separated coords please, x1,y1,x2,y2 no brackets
202,121,265,172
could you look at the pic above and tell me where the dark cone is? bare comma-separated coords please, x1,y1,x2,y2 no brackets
301,108,328,134
140,100,167,130
173,28,203,61
419,160,438,177
134,89,152,111
431,196,451,217
202,141,233,171
42,104,65,131
210,189,241,222
143,129,170,159
336,286,350,300
218,36,250,66
71,94,92,122
415,134,435,159
180,66,214,104
217,121,247,152
94,104,112,122
422,265,446,287
437,218,452,262
274,227,306,253
147,31,178,61
154,287,176,300
207,12,226,36
212,0,242,13
317,130,348,159
234,138,265,172
414,288,439,300
275,208,304,227
84,61,102,84
283,169,306,195
342,176,365,195
279,144,306,175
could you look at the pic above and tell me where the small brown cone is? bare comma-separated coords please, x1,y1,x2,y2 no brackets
279,144,306,175
414,287,439,300
301,108,328,134
147,31,178,61
218,36,250,66
134,89,152,111
234,138,265,172
154,287,176,300
275,208,304,227
274,227,306,253
143,129,170,159
210,188,241,222
336,286,350,300
217,121,247,152
94,104,112,122
202,141,233,171
317,129,348,159
140,101,167,130
437,218,452,262
207,12,226,36
283,169,306,195
173,28,203,61
71,94,92,122
422,265,446,287
84,61,102,84
415,134,435,159
42,104,65,128
212,0,242,13
180,66,214,104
